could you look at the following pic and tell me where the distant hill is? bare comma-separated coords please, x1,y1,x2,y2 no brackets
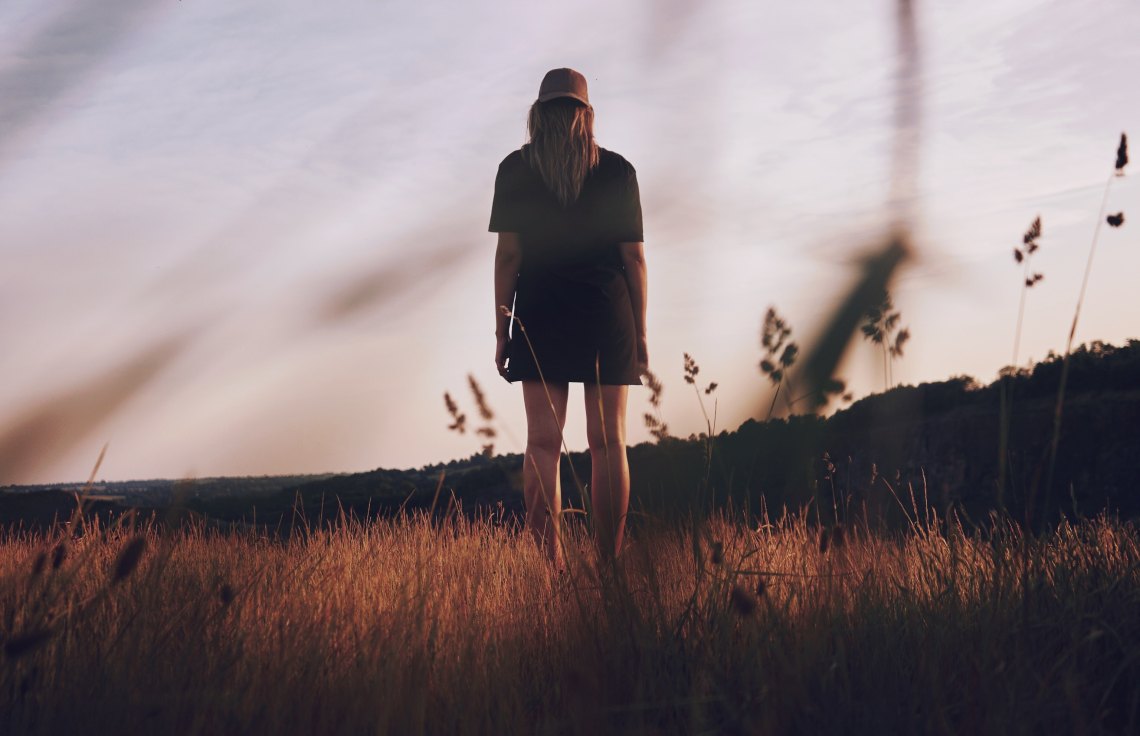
626,339,1140,525
3,340,1137,531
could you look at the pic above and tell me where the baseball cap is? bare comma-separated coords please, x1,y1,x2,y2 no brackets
537,68,590,106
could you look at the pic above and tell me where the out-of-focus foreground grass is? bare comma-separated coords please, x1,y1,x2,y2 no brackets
2,508,1139,735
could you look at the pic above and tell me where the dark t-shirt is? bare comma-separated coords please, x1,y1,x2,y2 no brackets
489,147,644,385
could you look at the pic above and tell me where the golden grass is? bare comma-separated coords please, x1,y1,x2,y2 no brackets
2,508,1139,734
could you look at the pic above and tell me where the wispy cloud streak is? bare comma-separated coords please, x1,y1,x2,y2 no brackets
0,0,161,166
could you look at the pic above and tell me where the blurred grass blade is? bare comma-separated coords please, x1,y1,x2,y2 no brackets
0,337,183,484
3,628,55,659
783,0,920,412
318,243,471,322
798,235,909,408
111,536,147,584
0,0,161,167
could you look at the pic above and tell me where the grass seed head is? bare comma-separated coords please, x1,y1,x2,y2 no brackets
1023,216,1042,245
467,375,495,421
443,392,467,434
822,452,836,479
1015,216,1044,265
761,307,777,349
730,585,758,617
219,583,235,607
683,353,699,384
643,412,669,441
31,551,47,579
642,370,664,407
779,343,799,368
761,307,792,352
111,536,146,584
861,290,901,347
760,308,797,387
642,370,670,441
890,327,911,357
51,543,67,570
4,628,54,660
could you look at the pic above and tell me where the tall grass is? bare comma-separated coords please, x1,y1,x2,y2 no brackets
3,506,1138,734
1041,133,1129,520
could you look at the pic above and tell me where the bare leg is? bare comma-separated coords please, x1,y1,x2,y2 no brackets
521,380,569,568
584,384,630,560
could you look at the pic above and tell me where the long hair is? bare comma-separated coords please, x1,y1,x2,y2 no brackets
522,98,600,207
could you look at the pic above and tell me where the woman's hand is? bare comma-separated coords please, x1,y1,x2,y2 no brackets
493,233,521,382
636,333,649,375
495,334,510,381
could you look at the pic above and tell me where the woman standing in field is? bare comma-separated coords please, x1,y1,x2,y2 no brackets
490,68,647,568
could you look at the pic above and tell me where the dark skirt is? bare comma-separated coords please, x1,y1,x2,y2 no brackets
506,264,641,386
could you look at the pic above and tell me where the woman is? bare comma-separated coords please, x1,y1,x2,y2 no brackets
489,68,647,567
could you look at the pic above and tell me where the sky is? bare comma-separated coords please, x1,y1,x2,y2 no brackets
1,0,1137,485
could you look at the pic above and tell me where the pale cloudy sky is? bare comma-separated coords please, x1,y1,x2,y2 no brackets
1,0,1136,484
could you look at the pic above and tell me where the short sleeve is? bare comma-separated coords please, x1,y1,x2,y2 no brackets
488,157,523,233
613,162,643,242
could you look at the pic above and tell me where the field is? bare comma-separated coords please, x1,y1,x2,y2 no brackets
3,505,1139,735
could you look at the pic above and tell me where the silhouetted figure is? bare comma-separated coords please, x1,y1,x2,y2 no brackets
490,68,647,568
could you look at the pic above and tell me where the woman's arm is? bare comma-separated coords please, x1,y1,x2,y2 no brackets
619,241,648,373
494,232,522,378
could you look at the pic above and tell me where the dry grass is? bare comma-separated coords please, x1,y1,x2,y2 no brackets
2,507,1139,735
